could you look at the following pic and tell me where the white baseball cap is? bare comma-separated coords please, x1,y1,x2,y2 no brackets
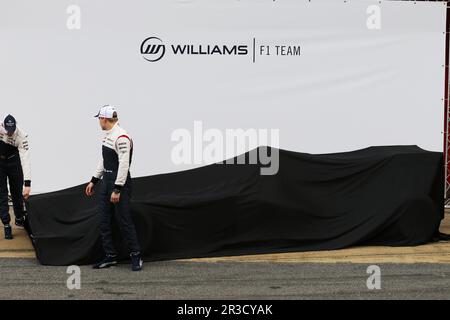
94,105,118,119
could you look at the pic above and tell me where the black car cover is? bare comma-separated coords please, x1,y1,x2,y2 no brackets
26,146,444,266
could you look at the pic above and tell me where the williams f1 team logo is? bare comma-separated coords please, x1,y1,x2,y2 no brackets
140,37,165,62
140,36,300,63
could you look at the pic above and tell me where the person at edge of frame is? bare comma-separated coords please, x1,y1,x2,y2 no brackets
0,114,31,240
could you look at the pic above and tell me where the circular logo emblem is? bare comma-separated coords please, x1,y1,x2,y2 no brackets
140,37,166,62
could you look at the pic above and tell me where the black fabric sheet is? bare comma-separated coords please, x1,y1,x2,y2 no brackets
27,146,444,266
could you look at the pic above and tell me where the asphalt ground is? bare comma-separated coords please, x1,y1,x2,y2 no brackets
1,258,450,300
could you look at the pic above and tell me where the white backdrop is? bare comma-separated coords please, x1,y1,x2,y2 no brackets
0,0,446,193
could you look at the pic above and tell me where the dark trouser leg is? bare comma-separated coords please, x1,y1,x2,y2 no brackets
0,163,10,225
98,180,117,256
114,183,141,254
7,158,24,221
